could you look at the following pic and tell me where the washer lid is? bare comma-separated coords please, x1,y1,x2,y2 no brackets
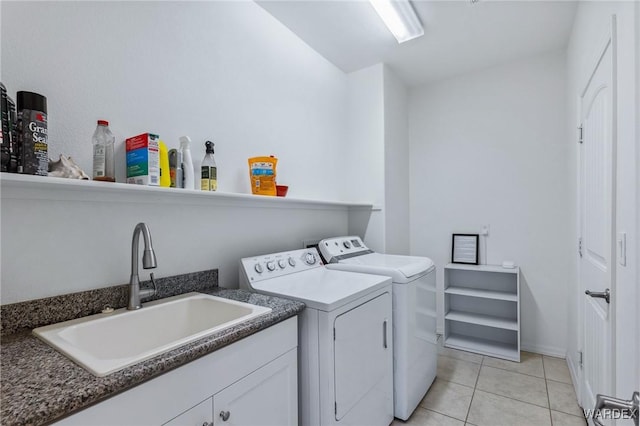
247,268,391,312
335,253,435,283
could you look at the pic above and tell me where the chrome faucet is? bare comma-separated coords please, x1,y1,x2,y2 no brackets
128,223,157,310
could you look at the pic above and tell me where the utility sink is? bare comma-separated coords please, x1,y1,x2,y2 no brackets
33,292,271,377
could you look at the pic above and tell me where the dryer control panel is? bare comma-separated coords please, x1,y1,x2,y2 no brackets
240,247,323,284
319,236,373,263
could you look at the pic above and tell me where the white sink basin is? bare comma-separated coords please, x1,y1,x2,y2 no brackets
33,292,271,377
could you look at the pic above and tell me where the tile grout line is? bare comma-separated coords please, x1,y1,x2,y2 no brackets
420,377,475,422
544,356,588,422
441,350,582,424
425,406,468,422
435,377,561,423
542,355,574,384
464,355,484,424
543,356,554,426
415,406,468,424
481,363,546,380
438,352,484,365
443,350,549,379
480,361,546,379
434,377,476,390
469,384,555,410
546,377,574,385
472,361,552,410
422,403,474,423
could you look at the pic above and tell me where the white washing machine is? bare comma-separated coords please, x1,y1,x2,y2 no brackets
319,236,437,421
239,247,394,426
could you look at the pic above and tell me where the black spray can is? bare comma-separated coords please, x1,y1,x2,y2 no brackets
1,83,19,173
17,91,47,175
8,96,18,172
0,83,10,172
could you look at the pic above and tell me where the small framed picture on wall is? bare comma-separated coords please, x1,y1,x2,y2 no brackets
451,234,479,265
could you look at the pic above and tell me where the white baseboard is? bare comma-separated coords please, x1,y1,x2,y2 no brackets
520,342,566,358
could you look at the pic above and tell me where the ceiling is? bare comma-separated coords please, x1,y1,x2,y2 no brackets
257,0,578,87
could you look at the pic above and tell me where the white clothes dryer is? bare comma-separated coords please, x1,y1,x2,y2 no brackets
319,237,437,421
240,247,394,426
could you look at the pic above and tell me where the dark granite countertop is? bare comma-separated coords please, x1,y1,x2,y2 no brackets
1,288,305,426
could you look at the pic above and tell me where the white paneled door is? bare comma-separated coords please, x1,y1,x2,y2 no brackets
578,18,615,425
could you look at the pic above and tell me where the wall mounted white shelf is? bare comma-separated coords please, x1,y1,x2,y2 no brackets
444,263,520,362
0,173,373,211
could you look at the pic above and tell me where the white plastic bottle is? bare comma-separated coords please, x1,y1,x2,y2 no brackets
179,136,194,190
92,120,115,182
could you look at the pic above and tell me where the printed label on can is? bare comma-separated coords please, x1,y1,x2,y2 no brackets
18,110,48,176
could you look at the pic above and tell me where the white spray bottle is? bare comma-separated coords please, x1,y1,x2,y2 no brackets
179,136,195,190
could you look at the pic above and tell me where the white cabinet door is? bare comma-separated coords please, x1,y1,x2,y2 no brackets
163,398,213,426
333,292,392,420
213,349,297,426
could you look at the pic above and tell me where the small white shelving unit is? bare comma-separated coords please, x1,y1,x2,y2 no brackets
444,263,520,362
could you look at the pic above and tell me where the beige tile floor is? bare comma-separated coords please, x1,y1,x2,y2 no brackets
392,347,587,426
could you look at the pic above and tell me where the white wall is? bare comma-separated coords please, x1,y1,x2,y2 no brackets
565,1,638,399
345,64,386,252
0,1,358,303
0,186,350,304
383,66,410,255
344,64,411,255
409,50,570,356
1,1,349,200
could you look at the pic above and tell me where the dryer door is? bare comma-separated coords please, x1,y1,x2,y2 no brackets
333,292,392,420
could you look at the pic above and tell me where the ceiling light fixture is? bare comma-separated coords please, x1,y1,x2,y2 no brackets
369,0,424,43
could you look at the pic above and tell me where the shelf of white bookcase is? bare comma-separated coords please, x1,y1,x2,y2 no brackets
445,334,519,361
445,263,519,274
445,286,517,302
445,310,518,331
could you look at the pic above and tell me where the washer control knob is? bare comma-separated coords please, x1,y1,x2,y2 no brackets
266,261,276,271
278,259,287,269
304,252,317,265
288,257,296,267
343,241,351,249
254,263,263,274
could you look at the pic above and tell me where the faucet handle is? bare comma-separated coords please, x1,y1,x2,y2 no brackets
149,273,158,296
139,273,158,301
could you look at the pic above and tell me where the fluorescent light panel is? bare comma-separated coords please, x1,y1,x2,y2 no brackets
370,0,423,43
